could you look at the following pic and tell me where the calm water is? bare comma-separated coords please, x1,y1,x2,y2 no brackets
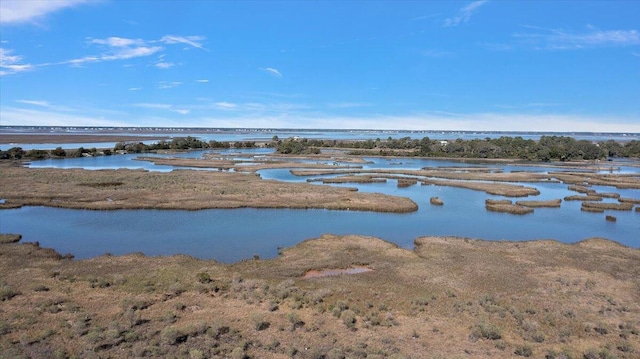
3,129,639,150
1,149,639,262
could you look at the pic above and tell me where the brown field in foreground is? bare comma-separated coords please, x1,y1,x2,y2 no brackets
0,234,638,358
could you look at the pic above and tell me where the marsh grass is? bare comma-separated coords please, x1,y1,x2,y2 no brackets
0,233,21,244
564,195,603,201
2,235,639,357
582,202,634,211
485,200,534,214
516,199,562,208
0,164,417,213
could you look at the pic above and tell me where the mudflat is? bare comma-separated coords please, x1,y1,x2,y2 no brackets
1,234,638,358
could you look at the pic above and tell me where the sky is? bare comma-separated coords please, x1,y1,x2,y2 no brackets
0,0,639,132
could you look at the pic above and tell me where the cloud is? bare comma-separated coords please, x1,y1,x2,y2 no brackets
0,48,34,76
134,103,173,110
10,34,206,74
160,35,208,51
0,107,131,127
154,62,175,69
132,103,189,115
90,37,145,47
421,49,453,58
0,0,90,25
444,0,488,27
214,102,238,109
129,87,142,91
327,102,371,109
513,27,640,50
15,100,50,107
262,67,283,77
195,79,209,83
158,81,182,89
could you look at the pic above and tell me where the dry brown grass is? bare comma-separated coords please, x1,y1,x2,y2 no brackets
135,156,237,170
137,156,363,173
564,195,603,201
618,197,640,204
485,201,535,214
0,163,417,213
308,175,387,184
397,178,417,187
422,179,540,197
553,172,640,189
582,202,634,211
515,199,562,208
430,196,444,205
1,234,638,358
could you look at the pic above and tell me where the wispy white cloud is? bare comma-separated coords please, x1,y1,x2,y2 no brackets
443,0,488,27
513,27,640,50
132,102,189,115
0,107,131,127
154,62,175,69
214,102,238,109
129,87,142,91
421,49,453,58
0,48,34,76
134,103,172,110
160,35,208,51
327,102,371,109
15,99,50,107
195,79,209,83
90,37,145,48
262,67,283,77
157,81,182,89
8,34,206,74
0,0,90,25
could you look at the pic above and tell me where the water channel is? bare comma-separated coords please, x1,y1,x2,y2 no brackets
1,149,638,262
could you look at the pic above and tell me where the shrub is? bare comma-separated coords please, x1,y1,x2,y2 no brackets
470,322,502,341
196,272,212,283
515,345,533,357
341,310,357,330
0,285,19,301
252,314,270,331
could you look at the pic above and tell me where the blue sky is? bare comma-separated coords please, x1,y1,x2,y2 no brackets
1,0,639,132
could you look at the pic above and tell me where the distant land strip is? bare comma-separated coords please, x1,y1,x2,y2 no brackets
0,134,170,144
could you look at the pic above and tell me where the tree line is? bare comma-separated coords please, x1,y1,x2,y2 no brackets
274,136,640,161
2,135,639,162
0,137,258,160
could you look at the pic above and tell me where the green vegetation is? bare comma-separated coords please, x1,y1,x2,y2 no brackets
3,135,639,162
274,138,321,155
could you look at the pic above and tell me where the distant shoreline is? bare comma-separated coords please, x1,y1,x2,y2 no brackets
0,134,171,144
1,125,639,137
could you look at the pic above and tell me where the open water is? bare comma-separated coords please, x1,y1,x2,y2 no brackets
1,149,638,262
